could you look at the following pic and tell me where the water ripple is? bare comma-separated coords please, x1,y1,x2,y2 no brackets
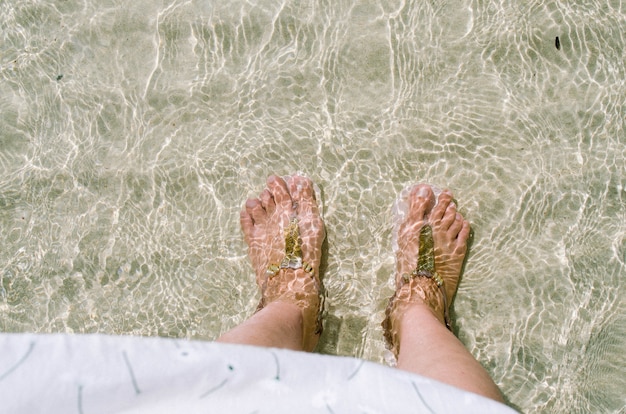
0,1,624,412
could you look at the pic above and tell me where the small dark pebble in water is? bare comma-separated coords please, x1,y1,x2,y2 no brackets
56,74,63,81
555,36,560,50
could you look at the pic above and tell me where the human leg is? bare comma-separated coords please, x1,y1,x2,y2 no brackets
217,175,325,352
383,185,503,402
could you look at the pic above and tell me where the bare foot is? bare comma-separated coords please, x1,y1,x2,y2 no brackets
240,175,325,351
383,184,470,356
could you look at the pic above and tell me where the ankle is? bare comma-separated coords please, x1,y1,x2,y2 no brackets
258,269,322,351
396,275,447,322
400,301,446,328
382,277,449,357
260,268,319,307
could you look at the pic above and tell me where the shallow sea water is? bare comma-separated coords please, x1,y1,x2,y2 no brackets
1,0,625,412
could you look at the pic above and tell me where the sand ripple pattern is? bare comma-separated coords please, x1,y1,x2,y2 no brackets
0,1,624,412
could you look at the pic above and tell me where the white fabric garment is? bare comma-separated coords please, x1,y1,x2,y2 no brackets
0,333,517,413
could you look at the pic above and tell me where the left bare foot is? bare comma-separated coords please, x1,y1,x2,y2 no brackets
240,175,325,351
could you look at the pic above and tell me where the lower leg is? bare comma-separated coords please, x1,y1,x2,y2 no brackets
217,301,304,351
385,184,503,402
396,303,503,401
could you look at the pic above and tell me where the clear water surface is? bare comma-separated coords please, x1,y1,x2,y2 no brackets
1,1,624,412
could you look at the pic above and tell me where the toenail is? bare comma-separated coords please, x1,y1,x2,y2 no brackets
415,186,430,197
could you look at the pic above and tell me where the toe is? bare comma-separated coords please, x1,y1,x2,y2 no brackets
408,184,435,222
452,218,470,259
439,202,457,229
267,175,295,213
244,198,267,226
241,198,266,244
457,219,471,243
430,190,454,223
448,212,464,236
289,175,319,216
260,189,275,215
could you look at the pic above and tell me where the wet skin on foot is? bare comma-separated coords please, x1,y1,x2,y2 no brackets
384,184,470,355
240,175,325,351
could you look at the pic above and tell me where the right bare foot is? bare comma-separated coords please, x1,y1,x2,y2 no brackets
383,184,470,357
240,175,325,351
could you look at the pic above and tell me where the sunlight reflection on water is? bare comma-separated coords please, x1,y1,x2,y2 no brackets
0,1,625,412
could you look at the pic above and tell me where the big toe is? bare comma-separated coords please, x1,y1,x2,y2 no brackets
398,184,435,241
408,184,436,222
